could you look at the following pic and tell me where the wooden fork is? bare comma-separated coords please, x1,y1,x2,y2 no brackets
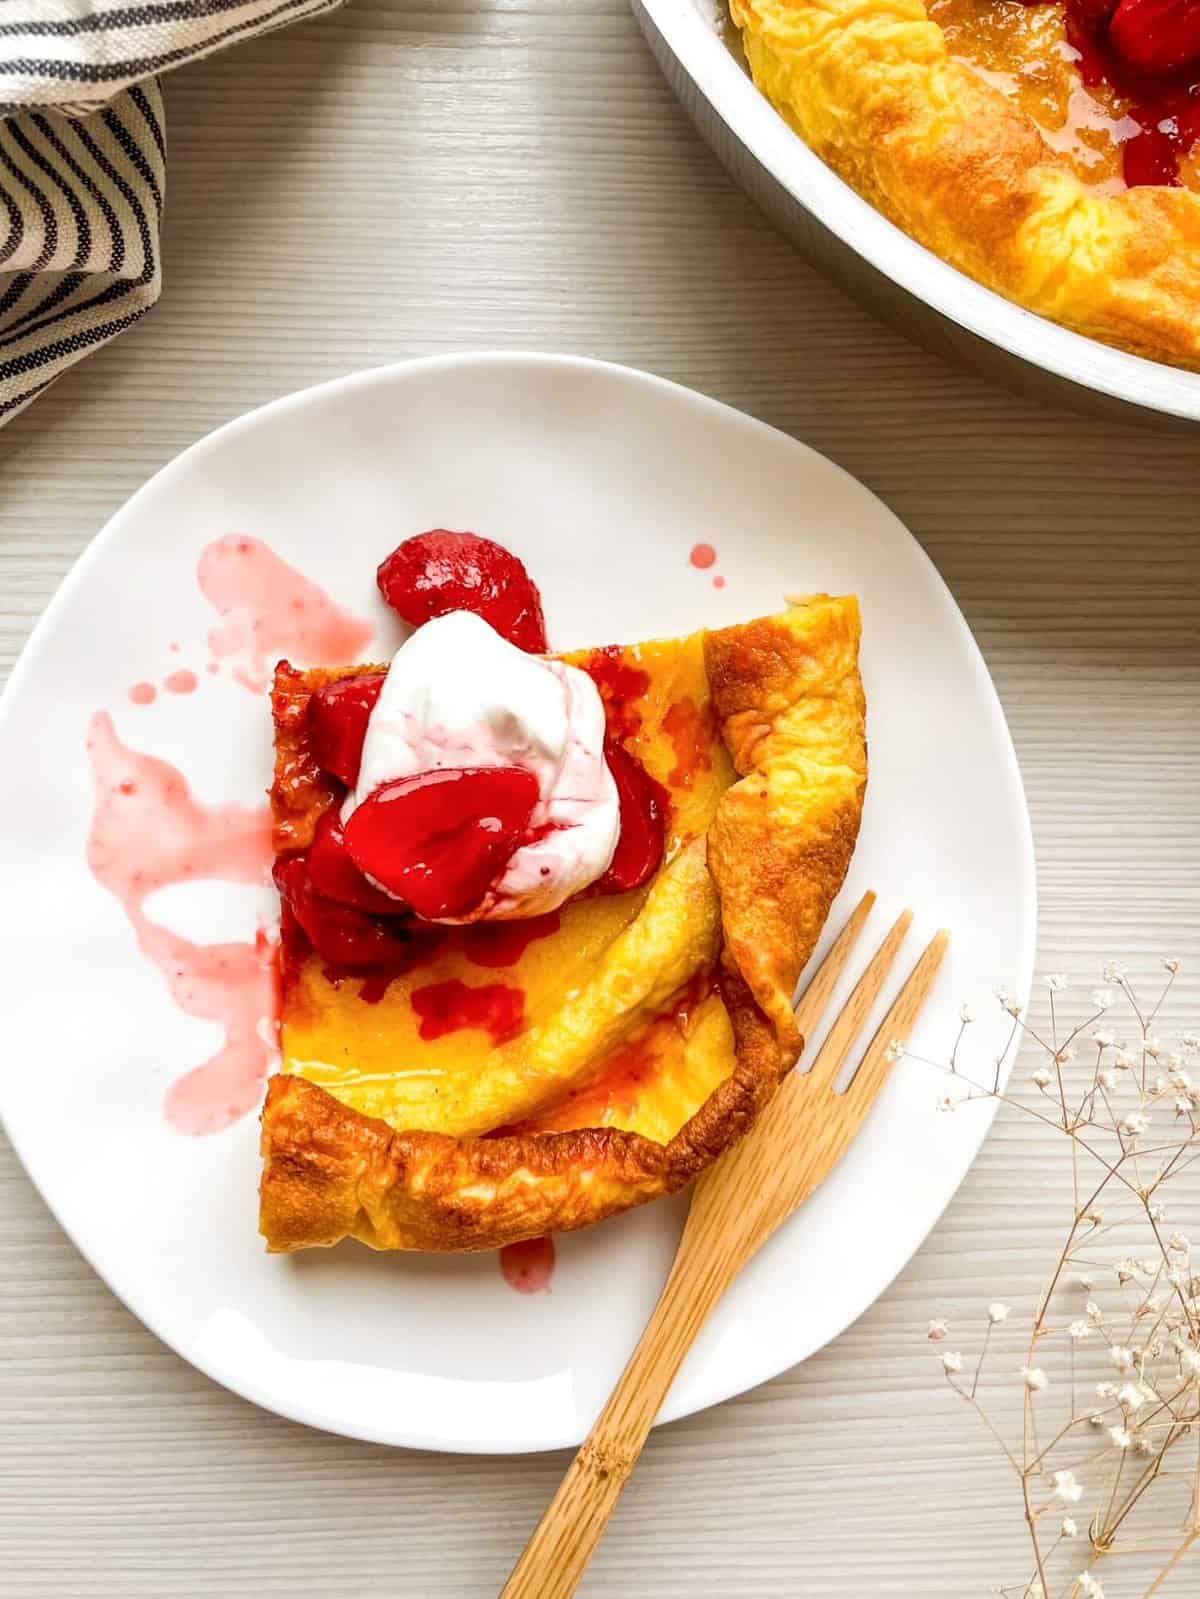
500,891,949,1599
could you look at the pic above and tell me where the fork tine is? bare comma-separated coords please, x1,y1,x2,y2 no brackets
803,909,913,1091
792,889,877,1046
845,929,950,1108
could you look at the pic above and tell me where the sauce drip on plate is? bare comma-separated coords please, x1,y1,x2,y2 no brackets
499,1236,556,1293
199,534,374,694
86,712,277,1134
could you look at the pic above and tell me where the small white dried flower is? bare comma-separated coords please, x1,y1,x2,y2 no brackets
1116,1381,1150,1412
1044,973,1068,992
1175,1097,1194,1115
1096,1381,1118,1398
1078,1573,1105,1598
1183,1032,1200,1053
1078,1275,1095,1292
1061,1517,1079,1539
1152,1073,1169,1096
1109,1425,1132,1449
935,1091,957,1113
927,1318,950,1342
884,1038,906,1062
1052,1468,1082,1502
1086,1301,1102,1320
1056,1046,1077,1065
1110,1345,1135,1371
1180,1347,1200,1378
1120,1112,1150,1138
987,1302,1010,1324
1149,1204,1167,1223
1092,1030,1115,1049
1163,958,1180,975
941,1350,963,1374
1168,1232,1191,1255
1144,1036,1164,1060
958,1002,975,1024
1069,1320,1091,1340
1133,1433,1154,1456
1091,988,1113,1010
1114,1050,1135,1070
1169,1067,1193,1092
1088,1412,1105,1428
1103,961,1125,984
1022,1366,1049,1392
1097,1069,1117,1090
1032,1068,1053,1089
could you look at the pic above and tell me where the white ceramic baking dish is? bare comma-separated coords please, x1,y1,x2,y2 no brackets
633,0,1200,425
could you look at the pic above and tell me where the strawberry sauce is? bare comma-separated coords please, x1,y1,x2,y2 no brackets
1021,0,1200,184
410,978,525,1043
583,647,652,744
461,912,561,968
199,535,374,694
661,696,715,790
498,1236,556,1293
86,713,277,1135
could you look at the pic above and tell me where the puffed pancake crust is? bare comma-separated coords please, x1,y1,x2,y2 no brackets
732,0,1200,371
259,596,867,1253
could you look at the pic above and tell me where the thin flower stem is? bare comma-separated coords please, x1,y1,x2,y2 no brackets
972,1320,993,1401
949,1377,1023,1476
1146,970,1177,1030
1142,1530,1199,1597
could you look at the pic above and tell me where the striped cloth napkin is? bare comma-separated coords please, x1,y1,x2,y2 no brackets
0,0,340,423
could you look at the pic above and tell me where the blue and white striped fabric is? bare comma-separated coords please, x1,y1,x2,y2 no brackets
0,0,340,422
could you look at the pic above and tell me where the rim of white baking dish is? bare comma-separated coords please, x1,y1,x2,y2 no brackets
636,0,1200,423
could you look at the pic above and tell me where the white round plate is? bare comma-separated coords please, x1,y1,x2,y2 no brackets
0,353,1035,1453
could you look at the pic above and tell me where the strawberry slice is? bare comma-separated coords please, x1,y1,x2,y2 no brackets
592,740,669,895
1109,0,1200,73
307,809,405,915
307,672,385,787
343,766,540,921
274,856,422,971
377,531,548,654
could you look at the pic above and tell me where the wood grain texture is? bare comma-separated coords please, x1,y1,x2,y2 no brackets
0,1,1198,1595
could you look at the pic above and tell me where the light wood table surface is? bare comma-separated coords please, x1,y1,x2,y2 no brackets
1,3,1197,1594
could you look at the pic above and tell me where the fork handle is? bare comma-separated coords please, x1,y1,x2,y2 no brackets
499,1216,751,1599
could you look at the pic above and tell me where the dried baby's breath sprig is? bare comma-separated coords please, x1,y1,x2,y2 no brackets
918,961,1199,1598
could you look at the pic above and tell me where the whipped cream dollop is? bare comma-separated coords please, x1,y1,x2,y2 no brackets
344,611,620,921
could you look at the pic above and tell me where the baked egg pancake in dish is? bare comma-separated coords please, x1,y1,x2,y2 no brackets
260,530,867,1254
731,0,1200,369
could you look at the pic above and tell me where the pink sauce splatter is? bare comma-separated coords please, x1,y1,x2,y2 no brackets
86,712,277,1135
689,543,717,570
499,1236,556,1294
129,682,156,706
198,534,374,694
168,642,180,654
164,669,198,695
713,576,726,590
